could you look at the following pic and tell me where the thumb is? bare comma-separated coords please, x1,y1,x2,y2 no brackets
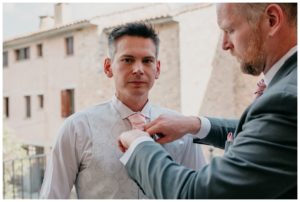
145,124,161,137
118,138,127,153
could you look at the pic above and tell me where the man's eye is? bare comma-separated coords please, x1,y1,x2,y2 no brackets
226,29,234,34
122,58,133,63
143,59,154,64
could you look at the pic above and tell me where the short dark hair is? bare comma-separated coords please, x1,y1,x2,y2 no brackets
108,22,160,58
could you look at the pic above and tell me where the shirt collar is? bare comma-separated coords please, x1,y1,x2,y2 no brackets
111,95,151,120
264,45,297,85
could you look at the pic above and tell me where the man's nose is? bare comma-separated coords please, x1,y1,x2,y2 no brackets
132,62,144,74
222,33,233,51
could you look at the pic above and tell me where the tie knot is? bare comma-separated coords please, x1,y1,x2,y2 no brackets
127,113,146,130
254,79,266,99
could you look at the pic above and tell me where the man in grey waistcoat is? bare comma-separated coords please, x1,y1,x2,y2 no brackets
40,23,206,199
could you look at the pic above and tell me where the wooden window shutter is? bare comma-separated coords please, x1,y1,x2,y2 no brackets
61,90,71,117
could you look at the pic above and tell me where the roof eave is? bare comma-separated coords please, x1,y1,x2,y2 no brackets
4,21,94,49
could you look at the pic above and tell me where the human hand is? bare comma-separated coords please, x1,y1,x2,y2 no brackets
118,129,149,153
145,114,201,144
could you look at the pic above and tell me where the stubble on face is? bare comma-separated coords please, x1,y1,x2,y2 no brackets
239,20,266,76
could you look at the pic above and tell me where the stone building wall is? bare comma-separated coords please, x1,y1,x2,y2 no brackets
149,22,181,111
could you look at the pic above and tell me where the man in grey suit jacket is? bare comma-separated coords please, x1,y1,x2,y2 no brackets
117,3,297,199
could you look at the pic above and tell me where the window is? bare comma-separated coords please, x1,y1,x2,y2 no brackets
65,36,74,55
38,94,44,109
15,47,30,61
25,96,31,118
3,51,8,67
3,97,9,118
23,145,44,156
61,89,74,117
37,44,43,57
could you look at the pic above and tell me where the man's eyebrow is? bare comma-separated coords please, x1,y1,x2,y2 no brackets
119,55,156,59
120,55,134,58
219,23,230,30
144,56,155,59
219,19,233,30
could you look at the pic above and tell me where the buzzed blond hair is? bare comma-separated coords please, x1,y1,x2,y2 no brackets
236,3,297,27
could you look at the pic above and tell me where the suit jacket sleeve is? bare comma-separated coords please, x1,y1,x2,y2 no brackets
125,89,297,198
197,118,238,149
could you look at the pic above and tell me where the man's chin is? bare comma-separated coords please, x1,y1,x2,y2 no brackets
240,64,262,76
129,89,149,97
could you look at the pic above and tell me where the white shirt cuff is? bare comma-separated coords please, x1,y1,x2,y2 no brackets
195,116,211,139
120,136,154,165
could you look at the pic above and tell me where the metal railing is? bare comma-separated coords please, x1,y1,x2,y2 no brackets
2,147,217,199
3,154,46,199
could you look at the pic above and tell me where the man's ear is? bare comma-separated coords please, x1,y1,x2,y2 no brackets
264,4,284,36
104,58,113,78
155,60,161,79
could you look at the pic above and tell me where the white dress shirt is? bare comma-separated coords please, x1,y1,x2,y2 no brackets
40,95,206,199
120,45,297,165
263,46,297,85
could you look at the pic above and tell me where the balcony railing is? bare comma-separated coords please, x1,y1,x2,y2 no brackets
2,146,218,199
3,153,46,199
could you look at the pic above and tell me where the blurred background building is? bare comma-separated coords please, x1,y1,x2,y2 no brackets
3,3,259,199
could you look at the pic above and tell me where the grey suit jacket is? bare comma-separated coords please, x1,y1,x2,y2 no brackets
125,52,297,199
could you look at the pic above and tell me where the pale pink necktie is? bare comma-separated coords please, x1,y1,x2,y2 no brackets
254,79,266,99
127,113,146,131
